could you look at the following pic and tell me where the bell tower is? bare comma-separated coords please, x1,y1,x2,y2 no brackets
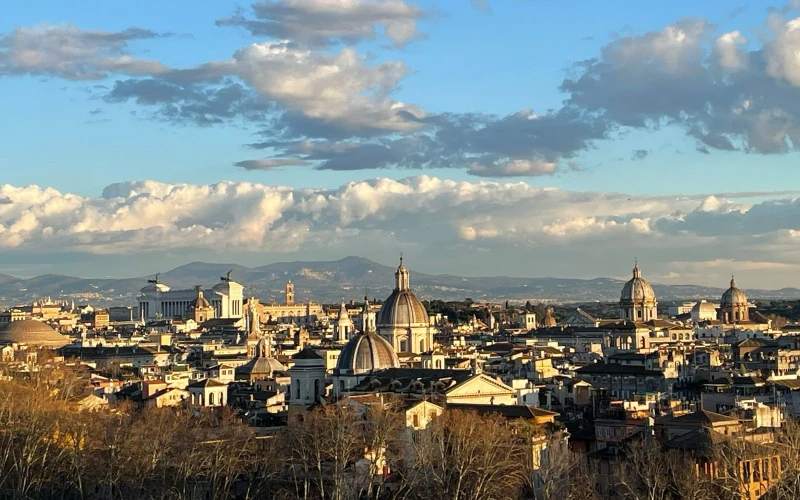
285,280,295,306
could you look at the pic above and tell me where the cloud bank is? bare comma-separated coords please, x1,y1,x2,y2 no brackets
2,177,800,286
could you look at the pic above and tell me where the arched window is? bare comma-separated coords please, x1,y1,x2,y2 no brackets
420,339,425,352
436,359,442,369
340,380,345,394
296,382,301,399
209,392,215,405
314,379,320,401
640,338,645,349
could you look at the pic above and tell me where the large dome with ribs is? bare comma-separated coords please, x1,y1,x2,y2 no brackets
336,331,400,375
377,257,429,327
721,277,748,307
620,263,656,304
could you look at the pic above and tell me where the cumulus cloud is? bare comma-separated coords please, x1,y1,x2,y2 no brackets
2,178,799,286
216,0,425,48
562,15,800,155
715,30,748,70
0,24,169,80
231,42,421,133
106,41,423,135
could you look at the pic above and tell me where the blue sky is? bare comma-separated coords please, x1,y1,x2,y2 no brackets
3,0,798,195
3,0,800,287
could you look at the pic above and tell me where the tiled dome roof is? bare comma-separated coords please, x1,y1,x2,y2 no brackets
377,255,429,327
721,277,747,307
377,289,428,326
0,319,65,346
336,331,399,375
620,263,656,304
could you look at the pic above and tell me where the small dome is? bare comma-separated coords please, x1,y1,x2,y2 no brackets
721,277,747,307
692,300,717,314
620,263,656,304
336,331,399,375
377,290,428,326
0,319,66,346
190,289,211,310
236,356,286,379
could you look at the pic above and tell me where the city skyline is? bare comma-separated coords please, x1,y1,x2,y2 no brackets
3,0,800,286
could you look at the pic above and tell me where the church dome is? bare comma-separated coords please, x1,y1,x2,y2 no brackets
377,256,428,327
692,300,717,315
721,277,747,307
236,356,286,378
336,331,399,375
620,263,656,304
0,319,66,346
377,290,428,326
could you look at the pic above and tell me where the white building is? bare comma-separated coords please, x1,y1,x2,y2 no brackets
187,378,228,407
138,274,244,321
289,348,327,405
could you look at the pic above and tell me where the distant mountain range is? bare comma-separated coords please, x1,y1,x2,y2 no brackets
1,256,798,308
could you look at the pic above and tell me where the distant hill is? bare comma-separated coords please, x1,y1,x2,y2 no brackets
0,256,798,308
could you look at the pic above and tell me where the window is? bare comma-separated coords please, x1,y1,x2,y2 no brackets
413,413,419,427
771,457,780,479
753,460,761,482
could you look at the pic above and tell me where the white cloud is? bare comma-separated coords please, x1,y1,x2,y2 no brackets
2,178,799,286
230,42,423,132
715,31,748,70
767,17,800,86
0,24,168,80
216,0,425,48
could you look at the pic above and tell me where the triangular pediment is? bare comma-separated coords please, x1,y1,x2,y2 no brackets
445,373,514,397
560,308,599,327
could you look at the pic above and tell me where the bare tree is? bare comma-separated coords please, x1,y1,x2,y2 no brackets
615,439,673,500
409,409,525,500
518,427,596,500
